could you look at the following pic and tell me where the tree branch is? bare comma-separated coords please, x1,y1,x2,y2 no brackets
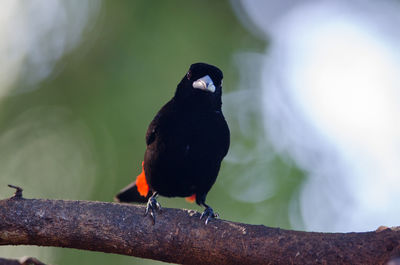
0,189,399,264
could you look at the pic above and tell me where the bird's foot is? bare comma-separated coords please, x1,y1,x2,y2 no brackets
145,196,161,224
200,207,219,225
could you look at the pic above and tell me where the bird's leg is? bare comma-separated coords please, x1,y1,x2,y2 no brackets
145,191,161,224
200,202,219,225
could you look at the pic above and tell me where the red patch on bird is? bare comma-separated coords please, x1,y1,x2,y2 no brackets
135,161,149,197
185,194,196,203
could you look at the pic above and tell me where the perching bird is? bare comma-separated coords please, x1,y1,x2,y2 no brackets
115,63,230,224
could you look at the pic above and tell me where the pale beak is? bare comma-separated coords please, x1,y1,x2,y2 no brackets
192,75,216,93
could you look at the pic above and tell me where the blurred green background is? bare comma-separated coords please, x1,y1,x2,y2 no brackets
0,1,304,264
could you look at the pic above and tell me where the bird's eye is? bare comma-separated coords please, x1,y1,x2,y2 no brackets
186,71,192,80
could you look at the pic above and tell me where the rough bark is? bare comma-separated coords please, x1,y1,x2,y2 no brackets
0,189,399,264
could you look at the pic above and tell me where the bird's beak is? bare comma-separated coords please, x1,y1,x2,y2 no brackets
192,75,216,93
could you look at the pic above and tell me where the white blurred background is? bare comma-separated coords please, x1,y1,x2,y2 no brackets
232,0,400,232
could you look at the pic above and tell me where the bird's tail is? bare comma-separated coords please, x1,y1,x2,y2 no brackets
114,181,151,203
114,162,151,203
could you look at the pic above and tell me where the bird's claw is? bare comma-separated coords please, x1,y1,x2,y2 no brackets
145,196,161,224
200,207,218,225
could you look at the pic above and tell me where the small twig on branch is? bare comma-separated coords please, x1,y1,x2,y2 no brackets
0,257,48,265
7,185,23,199
0,186,400,265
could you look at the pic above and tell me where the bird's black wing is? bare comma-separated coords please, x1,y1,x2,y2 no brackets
146,118,158,146
218,113,230,160
145,100,176,146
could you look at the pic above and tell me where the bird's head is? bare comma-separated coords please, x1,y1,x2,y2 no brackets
175,63,224,111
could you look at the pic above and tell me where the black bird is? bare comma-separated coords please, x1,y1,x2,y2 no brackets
115,63,230,224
